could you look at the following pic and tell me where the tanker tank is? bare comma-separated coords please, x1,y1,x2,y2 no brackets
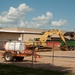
4,41,26,53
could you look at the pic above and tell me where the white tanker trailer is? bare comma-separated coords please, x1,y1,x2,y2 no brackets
2,41,33,62
4,41,26,53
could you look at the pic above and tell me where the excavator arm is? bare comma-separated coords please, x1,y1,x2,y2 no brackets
39,29,66,44
27,29,68,50
39,29,68,50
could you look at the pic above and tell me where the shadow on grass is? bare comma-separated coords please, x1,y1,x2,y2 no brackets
0,63,72,75
0,59,75,75
13,60,74,71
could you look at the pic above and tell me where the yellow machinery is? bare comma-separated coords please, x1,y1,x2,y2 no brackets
39,29,67,46
27,29,68,50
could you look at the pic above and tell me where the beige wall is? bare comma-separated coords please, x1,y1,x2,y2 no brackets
0,33,20,41
0,32,42,50
23,34,42,42
0,28,46,50
2,27,47,32
0,33,20,50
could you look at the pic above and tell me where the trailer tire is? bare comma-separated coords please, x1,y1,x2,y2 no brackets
15,57,24,61
4,52,14,62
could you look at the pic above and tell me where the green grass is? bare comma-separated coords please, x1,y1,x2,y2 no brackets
0,63,75,75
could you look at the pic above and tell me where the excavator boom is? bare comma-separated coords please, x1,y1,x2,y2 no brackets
39,29,68,50
27,29,68,51
39,29,66,44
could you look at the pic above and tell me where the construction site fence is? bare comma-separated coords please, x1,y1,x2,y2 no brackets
0,41,75,70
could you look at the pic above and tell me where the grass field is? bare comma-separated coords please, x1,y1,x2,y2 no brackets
0,63,75,75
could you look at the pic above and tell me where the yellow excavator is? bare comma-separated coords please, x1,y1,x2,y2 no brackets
40,29,65,44
27,29,68,50
39,29,68,50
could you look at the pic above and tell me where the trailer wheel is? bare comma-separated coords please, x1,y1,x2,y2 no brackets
15,57,24,61
4,52,14,62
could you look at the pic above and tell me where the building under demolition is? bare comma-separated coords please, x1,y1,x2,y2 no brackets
0,28,46,50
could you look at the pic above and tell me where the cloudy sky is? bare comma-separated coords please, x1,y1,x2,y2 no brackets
0,0,75,30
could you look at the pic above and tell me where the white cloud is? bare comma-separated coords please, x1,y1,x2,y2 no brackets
0,3,32,27
33,12,52,21
51,19,67,26
31,12,53,27
0,3,68,29
18,3,32,12
14,11,53,28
